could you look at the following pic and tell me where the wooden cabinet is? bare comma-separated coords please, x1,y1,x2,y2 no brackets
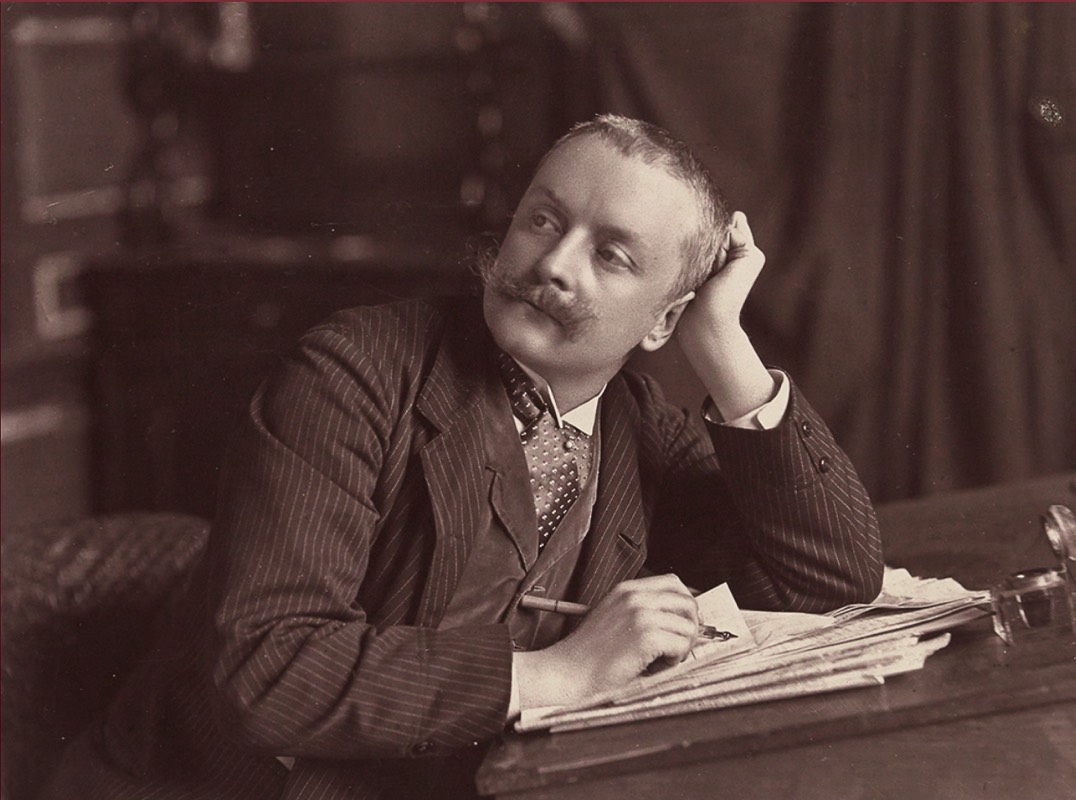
1,5,142,528
86,240,470,519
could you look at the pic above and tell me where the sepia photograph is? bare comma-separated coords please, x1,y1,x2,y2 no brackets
2,3,1074,799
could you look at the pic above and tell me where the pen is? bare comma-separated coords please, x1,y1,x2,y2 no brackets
518,594,737,641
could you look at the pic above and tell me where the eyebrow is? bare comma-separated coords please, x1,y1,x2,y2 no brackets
530,185,646,251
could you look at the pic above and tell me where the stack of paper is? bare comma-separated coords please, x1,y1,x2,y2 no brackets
516,569,990,733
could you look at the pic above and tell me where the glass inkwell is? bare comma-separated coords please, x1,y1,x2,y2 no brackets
989,504,1076,645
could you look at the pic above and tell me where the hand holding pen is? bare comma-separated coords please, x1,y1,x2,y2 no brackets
519,594,737,641
511,575,739,710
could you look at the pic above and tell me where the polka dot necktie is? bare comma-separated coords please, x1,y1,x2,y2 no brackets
495,351,592,552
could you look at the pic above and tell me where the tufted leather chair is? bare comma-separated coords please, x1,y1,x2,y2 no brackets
1,513,210,800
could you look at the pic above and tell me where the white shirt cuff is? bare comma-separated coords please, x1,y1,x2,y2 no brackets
507,654,521,721
704,369,790,430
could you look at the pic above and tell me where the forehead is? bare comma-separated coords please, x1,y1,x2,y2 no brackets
528,136,702,263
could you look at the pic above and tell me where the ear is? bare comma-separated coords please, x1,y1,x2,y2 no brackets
639,291,695,352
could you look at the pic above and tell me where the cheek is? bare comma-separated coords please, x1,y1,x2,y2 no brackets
599,280,659,316
494,239,529,276
500,223,535,257
608,291,667,336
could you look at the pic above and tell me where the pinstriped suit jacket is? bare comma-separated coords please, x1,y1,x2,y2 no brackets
47,295,882,800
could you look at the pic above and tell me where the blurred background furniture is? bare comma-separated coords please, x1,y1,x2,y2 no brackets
0,513,210,800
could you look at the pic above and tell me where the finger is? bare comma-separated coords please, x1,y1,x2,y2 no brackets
605,576,699,629
715,228,732,272
632,593,699,630
641,626,698,665
657,608,701,639
643,572,695,594
722,222,766,289
731,210,754,243
728,212,757,253
727,226,753,255
659,576,700,622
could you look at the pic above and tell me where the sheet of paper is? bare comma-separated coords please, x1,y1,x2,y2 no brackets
541,673,885,733
691,582,756,655
742,607,834,648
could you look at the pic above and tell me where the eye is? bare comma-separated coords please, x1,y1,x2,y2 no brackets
596,245,630,270
530,211,560,233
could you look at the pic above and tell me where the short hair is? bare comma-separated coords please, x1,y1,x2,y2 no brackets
543,114,731,300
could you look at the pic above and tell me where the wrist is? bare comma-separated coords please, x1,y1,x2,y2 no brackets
513,644,583,710
682,326,775,421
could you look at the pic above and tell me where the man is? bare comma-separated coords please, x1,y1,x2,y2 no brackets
46,116,882,799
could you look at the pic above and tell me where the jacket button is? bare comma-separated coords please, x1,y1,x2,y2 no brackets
800,420,813,437
413,741,435,755
818,456,830,473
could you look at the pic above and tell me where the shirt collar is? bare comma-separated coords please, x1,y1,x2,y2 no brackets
514,360,604,436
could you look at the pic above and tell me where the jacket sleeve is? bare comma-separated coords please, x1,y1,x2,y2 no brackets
639,374,884,612
204,320,513,761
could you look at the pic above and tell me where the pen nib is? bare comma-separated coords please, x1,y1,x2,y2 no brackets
698,624,737,641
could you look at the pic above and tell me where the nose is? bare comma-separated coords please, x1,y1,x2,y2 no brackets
533,232,583,292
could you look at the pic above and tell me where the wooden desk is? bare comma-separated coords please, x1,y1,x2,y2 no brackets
478,473,1076,800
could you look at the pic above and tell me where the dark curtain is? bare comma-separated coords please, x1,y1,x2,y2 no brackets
588,3,1075,501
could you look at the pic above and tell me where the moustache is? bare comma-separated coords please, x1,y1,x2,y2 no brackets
480,259,597,338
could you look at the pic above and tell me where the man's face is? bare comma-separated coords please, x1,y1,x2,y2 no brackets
482,135,701,387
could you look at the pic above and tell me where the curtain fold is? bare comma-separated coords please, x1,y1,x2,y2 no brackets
592,3,1074,501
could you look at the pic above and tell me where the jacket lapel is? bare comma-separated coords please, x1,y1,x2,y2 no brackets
573,374,649,608
413,305,501,626
486,402,541,570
